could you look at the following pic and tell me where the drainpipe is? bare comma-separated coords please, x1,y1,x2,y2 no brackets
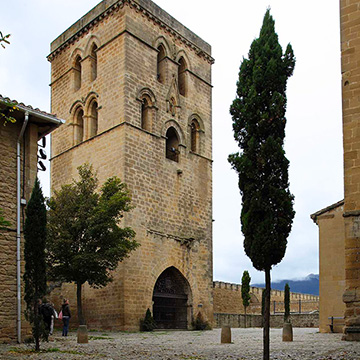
16,112,29,343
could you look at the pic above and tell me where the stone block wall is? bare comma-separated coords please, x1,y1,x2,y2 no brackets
213,281,319,316
0,121,39,342
312,201,346,333
214,313,319,329
340,0,360,340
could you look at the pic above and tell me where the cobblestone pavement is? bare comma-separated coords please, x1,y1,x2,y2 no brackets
0,328,359,359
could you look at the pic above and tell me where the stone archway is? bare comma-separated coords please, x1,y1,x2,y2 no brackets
152,267,192,329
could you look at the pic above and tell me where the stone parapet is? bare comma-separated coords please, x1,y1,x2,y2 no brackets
214,313,319,329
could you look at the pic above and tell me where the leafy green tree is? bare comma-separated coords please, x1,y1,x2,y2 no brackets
241,270,251,328
284,283,290,322
0,101,17,126
0,207,11,230
23,178,47,351
46,164,139,325
0,33,18,126
228,9,295,360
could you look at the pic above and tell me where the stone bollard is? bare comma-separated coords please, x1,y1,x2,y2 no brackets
282,322,293,342
77,325,88,344
221,326,231,344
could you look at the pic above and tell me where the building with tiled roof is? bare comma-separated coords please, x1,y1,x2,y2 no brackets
0,96,63,342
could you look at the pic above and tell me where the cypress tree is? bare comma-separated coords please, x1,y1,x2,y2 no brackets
284,283,290,322
23,177,47,351
241,270,251,328
228,9,295,360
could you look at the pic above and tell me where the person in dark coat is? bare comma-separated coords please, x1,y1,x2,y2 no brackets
61,299,71,336
39,300,56,334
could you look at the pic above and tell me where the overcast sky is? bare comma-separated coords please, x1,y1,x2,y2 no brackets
0,0,343,285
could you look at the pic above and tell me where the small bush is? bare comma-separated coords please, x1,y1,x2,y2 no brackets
192,312,211,330
140,308,156,331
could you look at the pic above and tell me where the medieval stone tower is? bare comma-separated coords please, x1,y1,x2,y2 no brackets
340,0,360,341
48,0,213,330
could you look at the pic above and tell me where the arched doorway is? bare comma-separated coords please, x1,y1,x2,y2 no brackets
152,267,192,329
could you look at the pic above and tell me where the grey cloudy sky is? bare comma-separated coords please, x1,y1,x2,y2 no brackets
0,0,343,285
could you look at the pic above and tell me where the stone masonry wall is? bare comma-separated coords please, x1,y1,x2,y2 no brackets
340,0,360,340
214,313,319,329
0,122,39,342
50,0,213,330
213,281,319,316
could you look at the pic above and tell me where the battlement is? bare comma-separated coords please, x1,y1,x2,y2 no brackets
213,281,319,302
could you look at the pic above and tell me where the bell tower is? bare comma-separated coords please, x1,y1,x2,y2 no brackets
49,0,214,330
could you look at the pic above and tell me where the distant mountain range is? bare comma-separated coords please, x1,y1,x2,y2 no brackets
252,274,319,296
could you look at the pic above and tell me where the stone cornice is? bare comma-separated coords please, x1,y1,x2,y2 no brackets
48,0,214,65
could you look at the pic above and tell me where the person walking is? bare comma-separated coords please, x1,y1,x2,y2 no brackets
39,300,56,335
61,299,71,336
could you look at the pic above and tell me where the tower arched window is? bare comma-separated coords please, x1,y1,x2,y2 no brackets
178,57,187,96
90,43,98,82
74,108,84,145
166,127,180,162
141,97,151,131
190,119,200,153
157,45,166,84
89,100,98,138
74,55,82,91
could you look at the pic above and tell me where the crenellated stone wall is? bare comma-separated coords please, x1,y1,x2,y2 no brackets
213,281,319,316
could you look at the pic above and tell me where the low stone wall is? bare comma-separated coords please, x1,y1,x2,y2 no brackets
214,313,319,329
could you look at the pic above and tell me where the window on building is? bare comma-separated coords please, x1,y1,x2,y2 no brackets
157,45,166,84
190,119,200,153
74,55,82,91
89,101,98,137
90,43,98,82
178,57,187,96
166,127,180,162
74,108,84,144
141,97,151,131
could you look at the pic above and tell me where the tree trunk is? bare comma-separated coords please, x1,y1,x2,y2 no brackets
263,268,271,360
244,306,247,328
77,283,85,325
34,300,40,351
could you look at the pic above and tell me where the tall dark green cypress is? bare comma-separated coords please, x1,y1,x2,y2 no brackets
241,270,251,328
228,9,295,360
23,177,47,351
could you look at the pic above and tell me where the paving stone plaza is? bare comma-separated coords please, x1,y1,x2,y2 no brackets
0,328,359,359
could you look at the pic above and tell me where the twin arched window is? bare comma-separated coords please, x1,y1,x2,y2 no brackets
73,41,98,92
156,43,187,97
73,99,98,145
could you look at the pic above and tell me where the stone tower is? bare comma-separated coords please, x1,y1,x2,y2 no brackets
340,0,360,340
49,0,213,330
